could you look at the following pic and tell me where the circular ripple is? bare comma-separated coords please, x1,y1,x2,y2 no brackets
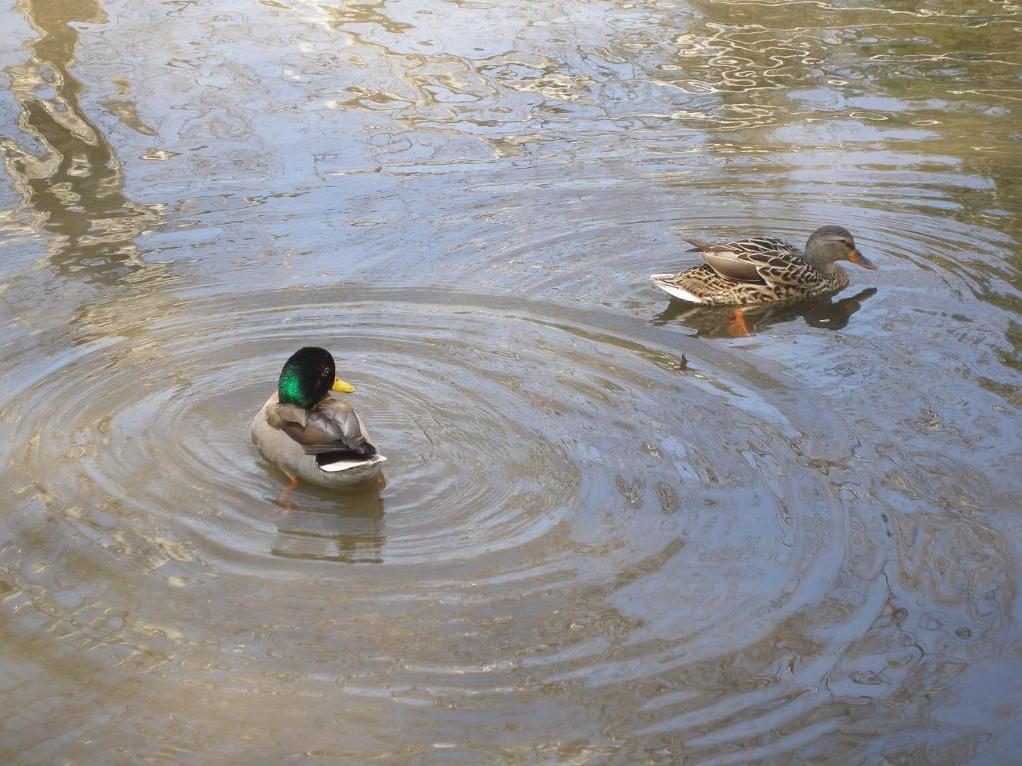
0,285,853,754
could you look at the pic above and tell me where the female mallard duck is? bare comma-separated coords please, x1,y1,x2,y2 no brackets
252,347,386,490
650,225,876,309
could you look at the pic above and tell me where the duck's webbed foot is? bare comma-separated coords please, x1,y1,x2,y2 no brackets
727,307,751,337
275,474,300,509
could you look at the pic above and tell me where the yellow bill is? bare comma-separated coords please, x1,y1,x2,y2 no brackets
331,377,355,393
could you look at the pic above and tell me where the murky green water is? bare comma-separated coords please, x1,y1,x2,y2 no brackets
1,0,1021,763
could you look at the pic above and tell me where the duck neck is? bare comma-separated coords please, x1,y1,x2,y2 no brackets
803,247,840,276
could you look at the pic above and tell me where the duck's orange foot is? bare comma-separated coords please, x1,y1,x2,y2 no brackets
274,474,300,509
727,307,750,337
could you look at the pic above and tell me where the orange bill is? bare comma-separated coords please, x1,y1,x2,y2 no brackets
848,249,877,270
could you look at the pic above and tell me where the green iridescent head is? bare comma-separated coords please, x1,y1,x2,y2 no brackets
277,347,355,408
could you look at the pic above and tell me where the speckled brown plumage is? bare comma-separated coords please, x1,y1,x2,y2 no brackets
650,227,874,307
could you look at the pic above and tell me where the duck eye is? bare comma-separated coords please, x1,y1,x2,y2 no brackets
321,367,330,377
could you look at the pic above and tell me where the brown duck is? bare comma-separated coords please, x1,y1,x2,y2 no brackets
650,225,876,313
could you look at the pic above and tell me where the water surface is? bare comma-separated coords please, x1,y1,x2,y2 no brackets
1,0,1021,763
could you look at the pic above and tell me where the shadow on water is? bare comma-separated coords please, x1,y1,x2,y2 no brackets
0,0,159,284
652,288,878,337
271,479,387,564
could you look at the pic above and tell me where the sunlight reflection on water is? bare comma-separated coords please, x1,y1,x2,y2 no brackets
1,0,1021,762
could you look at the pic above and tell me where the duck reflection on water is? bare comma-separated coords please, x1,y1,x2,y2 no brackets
270,479,386,565
653,287,878,338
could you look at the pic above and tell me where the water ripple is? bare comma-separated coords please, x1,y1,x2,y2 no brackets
0,284,860,757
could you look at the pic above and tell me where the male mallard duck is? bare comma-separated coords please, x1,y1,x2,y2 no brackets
251,347,386,491
650,225,876,311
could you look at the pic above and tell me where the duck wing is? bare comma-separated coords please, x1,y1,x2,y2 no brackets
682,237,813,286
266,397,377,459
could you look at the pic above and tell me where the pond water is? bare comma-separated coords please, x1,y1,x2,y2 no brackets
1,0,1021,763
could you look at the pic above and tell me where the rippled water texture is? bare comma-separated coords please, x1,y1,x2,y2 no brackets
2,0,1021,763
